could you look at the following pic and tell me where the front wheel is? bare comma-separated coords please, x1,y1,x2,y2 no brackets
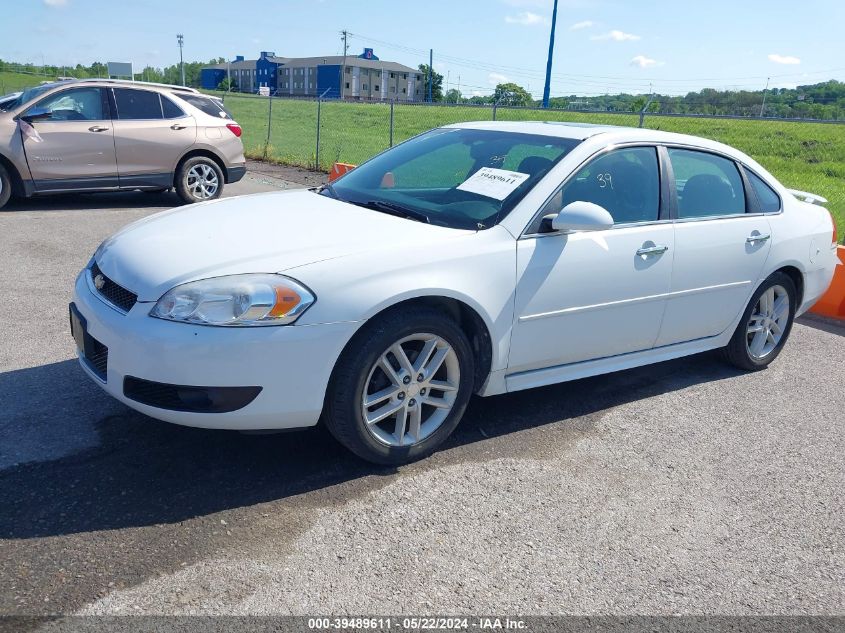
175,157,224,204
0,163,12,210
324,307,475,465
723,272,797,371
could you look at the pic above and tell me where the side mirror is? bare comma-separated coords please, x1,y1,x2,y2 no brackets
20,107,51,123
542,201,614,233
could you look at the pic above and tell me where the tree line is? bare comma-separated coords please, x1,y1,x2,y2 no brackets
3,57,843,120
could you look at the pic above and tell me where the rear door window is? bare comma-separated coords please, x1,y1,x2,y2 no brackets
161,95,185,119
669,149,746,218
113,88,163,120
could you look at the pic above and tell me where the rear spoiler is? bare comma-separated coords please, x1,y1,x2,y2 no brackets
788,189,828,206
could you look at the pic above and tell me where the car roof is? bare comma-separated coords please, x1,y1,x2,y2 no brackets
445,120,626,140
444,119,747,160
26,78,200,95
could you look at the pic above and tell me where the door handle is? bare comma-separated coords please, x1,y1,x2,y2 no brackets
88,125,109,132
636,245,669,257
170,124,187,130
746,233,771,244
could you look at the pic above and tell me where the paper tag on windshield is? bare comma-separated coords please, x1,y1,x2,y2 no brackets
457,167,530,200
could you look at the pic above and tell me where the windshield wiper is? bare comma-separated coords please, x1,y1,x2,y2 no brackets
358,200,431,224
319,182,340,199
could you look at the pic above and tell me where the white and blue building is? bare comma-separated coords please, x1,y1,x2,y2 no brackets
201,49,424,101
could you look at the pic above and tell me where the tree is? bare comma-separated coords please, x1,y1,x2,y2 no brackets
493,82,533,107
444,88,462,103
417,64,443,101
217,77,234,92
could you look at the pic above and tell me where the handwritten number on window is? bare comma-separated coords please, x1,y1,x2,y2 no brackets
597,173,613,189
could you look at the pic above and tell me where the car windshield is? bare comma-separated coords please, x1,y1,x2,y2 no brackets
4,84,56,111
323,128,580,230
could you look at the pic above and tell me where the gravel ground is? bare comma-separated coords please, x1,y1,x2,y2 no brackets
1,162,843,618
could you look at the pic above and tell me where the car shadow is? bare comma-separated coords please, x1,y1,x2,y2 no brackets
0,352,743,540
796,314,845,338
2,191,180,212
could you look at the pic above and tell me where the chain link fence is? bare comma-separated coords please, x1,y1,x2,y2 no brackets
216,92,844,235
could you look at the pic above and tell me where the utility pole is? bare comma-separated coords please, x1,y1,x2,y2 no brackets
339,30,349,100
428,49,433,102
542,0,559,108
177,34,185,86
760,76,770,117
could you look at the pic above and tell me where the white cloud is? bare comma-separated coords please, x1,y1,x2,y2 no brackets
768,53,800,65
43,0,67,6
505,11,549,26
570,20,594,30
489,72,509,85
630,55,662,68
591,30,641,41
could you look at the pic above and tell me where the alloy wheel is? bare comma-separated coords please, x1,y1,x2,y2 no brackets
361,333,460,447
746,284,790,360
186,163,219,199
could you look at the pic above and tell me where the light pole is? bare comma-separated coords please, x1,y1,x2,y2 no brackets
542,0,559,108
760,77,770,117
177,34,185,86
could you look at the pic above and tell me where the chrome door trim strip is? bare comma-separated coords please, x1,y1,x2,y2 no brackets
518,280,751,322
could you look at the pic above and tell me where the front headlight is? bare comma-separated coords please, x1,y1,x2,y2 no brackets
150,274,315,327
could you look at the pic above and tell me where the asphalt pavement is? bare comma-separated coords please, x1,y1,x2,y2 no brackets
1,164,843,618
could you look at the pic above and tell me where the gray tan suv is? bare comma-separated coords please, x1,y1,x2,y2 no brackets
0,79,245,209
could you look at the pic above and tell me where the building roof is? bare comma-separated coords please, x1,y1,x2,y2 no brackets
293,56,418,73
204,59,258,71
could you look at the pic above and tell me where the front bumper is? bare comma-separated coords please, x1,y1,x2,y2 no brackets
72,269,359,430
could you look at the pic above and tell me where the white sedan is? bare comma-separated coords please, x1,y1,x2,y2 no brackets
71,122,839,464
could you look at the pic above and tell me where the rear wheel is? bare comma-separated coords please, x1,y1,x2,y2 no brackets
723,272,796,371
0,164,11,210
175,157,224,204
324,307,475,465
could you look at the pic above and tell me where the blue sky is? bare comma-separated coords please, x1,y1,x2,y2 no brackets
3,0,844,96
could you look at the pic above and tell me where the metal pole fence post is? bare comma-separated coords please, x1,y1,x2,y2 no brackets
639,91,655,129
264,93,272,160
316,97,322,171
389,99,395,148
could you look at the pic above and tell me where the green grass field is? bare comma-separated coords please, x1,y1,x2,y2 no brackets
215,91,844,238
0,70,55,95
1,69,841,236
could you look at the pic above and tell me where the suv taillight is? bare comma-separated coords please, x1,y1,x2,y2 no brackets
226,123,242,138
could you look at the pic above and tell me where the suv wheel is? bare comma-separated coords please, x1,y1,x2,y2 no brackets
175,157,224,204
0,164,11,210
324,307,475,465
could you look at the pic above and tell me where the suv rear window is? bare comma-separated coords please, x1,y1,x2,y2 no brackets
175,94,233,119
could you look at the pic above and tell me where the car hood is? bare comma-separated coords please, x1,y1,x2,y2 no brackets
95,189,472,302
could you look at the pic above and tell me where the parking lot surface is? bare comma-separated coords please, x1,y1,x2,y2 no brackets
1,164,843,617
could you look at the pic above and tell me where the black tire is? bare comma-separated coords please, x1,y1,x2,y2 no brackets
722,272,797,371
174,157,224,204
0,163,12,210
324,306,475,465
